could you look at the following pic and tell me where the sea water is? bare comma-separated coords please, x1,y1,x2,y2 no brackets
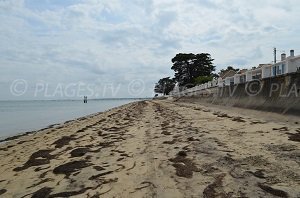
0,99,138,139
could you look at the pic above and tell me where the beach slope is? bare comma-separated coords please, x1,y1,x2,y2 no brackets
0,100,299,197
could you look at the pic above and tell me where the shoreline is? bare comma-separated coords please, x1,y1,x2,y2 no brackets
0,113,98,144
0,100,139,144
0,100,299,197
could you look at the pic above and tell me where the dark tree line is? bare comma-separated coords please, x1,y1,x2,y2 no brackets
154,53,216,95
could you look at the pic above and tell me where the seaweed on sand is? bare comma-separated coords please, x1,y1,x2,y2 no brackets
169,151,199,178
53,160,91,177
13,149,55,172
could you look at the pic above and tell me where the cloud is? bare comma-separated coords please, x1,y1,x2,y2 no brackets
0,0,300,99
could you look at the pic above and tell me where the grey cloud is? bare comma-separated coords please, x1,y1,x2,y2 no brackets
1,0,300,99
155,10,177,29
194,0,218,9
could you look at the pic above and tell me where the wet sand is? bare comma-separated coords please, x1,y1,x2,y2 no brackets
0,100,299,197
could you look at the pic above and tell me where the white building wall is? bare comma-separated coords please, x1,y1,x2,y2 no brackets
225,77,231,86
262,65,272,78
218,78,223,87
212,80,218,87
246,71,252,82
252,68,262,79
287,57,300,73
234,74,240,84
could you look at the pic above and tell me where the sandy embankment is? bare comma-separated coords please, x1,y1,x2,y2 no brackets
0,100,299,197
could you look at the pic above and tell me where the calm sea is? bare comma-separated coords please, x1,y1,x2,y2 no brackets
0,99,139,139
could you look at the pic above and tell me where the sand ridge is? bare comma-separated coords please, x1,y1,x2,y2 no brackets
0,100,299,197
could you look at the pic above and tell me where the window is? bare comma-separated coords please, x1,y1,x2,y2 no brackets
277,66,281,75
272,66,276,76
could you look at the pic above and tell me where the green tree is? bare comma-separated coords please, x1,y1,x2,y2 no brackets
220,66,239,74
171,53,215,87
194,76,213,85
154,77,175,95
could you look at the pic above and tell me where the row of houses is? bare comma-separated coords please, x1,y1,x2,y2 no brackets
170,49,300,96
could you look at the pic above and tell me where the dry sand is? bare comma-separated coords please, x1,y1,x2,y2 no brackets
0,100,299,197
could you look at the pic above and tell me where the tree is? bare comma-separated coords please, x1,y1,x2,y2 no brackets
154,77,175,95
220,66,239,74
171,53,215,87
194,76,213,85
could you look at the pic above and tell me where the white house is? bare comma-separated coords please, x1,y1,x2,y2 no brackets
251,67,262,80
237,69,247,84
286,50,300,73
271,50,300,77
225,77,234,86
235,66,263,82
218,78,224,87
245,70,252,82
211,79,218,87
262,64,272,78
286,54,300,73
271,53,287,77
170,49,299,96
204,83,208,89
234,74,240,84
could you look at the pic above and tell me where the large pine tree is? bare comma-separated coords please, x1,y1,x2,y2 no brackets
171,53,215,87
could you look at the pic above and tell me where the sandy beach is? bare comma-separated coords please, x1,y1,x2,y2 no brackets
0,100,299,197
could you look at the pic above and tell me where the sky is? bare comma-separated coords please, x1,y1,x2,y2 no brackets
0,0,300,100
